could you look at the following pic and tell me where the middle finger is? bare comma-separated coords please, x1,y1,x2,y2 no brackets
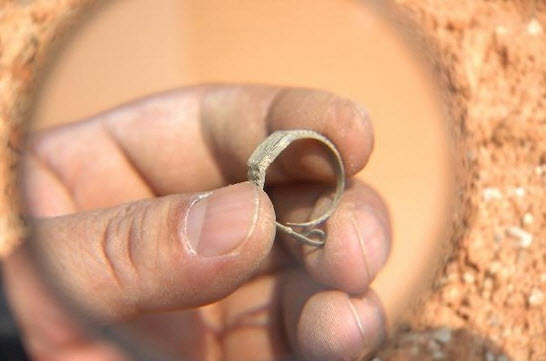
268,179,391,294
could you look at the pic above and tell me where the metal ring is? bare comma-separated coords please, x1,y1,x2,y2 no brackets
247,129,345,247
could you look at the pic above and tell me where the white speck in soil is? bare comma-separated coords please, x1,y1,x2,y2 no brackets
512,187,526,198
495,25,509,35
432,327,452,343
506,226,533,248
527,18,543,36
522,213,534,225
528,288,544,306
463,272,475,283
483,187,502,201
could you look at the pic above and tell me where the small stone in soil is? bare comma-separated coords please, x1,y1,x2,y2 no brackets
432,327,452,343
506,226,533,248
512,187,526,197
522,213,534,225
463,272,475,283
527,18,543,36
483,187,502,200
528,289,544,306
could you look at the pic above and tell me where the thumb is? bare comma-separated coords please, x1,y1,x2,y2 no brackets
29,182,276,322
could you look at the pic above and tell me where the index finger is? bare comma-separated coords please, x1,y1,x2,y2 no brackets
26,85,374,210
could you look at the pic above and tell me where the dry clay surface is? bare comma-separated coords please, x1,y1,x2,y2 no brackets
0,1,545,360
380,1,546,360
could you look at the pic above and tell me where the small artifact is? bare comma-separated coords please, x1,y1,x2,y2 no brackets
247,130,345,247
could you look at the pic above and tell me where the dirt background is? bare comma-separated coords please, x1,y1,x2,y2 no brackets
0,1,545,361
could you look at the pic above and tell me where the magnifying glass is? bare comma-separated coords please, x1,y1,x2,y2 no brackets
19,1,454,360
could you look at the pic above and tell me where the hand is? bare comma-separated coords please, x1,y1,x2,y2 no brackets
3,85,391,361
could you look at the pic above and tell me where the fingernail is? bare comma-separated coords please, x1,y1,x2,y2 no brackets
185,182,259,257
348,292,387,357
352,207,390,278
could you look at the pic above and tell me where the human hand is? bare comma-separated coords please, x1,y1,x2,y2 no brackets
3,85,391,361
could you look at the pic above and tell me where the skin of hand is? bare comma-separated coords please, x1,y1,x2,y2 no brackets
2,85,391,361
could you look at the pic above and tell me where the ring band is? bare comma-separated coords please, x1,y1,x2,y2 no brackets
247,129,345,247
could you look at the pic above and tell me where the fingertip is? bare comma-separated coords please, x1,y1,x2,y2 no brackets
351,204,391,279
335,100,375,175
303,182,391,294
347,289,388,358
134,183,277,312
184,182,259,257
352,103,375,171
183,181,276,258
297,290,387,361
303,207,374,293
268,89,375,177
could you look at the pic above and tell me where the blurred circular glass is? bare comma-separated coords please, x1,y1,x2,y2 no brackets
23,0,454,360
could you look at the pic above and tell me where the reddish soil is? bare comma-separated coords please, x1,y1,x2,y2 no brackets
379,1,546,360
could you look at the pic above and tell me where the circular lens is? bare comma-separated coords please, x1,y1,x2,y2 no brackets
23,1,454,360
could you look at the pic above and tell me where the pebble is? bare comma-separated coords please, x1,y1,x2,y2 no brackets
483,187,502,200
485,351,496,361
495,25,509,35
506,226,533,248
497,355,508,361
512,187,526,197
444,284,462,303
432,350,445,360
528,288,544,306
432,327,452,343
540,273,546,283
522,212,534,225
463,272,475,283
527,18,543,36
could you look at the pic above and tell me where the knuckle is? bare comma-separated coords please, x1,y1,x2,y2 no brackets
102,202,148,289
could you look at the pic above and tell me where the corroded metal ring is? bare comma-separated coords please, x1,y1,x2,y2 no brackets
247,129,345,247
